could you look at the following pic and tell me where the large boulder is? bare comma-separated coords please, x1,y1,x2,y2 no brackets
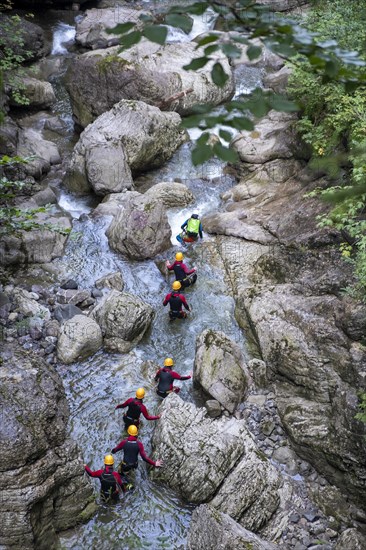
335,528,366,550
0,209,71,266
75,7,150,50
89,290,154,353
17,128,61,179
0,16,49,63
231,111,309,164
64,100,187,196
0,348,95,549
106,193,172,260
9,77,56,109
66,41,234,128
152,394,280,530
144,181,194,208
187,504,278,550
57,314,103,364
194,329,249,413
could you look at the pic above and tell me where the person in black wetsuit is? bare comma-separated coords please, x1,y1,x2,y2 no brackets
115,387,160,430
154,357,192,398
111,425,163,474
84,454,129,502
166,251,197,289
163,280,191,321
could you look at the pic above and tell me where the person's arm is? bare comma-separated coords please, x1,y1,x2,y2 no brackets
182,262,195,275
113,472,125,488
180,295,190,311
199,223,203,238
84,466,102,478
163,293,171,306
171,370,192,381
166,261,174,271
137,440,158,466
154,368,161,382
115,398,132,410
111,439,127,454
140,403,160,421
181,219,188,230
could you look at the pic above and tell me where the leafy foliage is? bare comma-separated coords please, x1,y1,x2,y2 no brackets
0,156,70,238
288,0,366,298
0,4,34,119
107,0,366,165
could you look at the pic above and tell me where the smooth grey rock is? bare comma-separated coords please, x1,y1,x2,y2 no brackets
75,7,150,49
53,304,83,323
9,77,56,108
144,181,194,208
64,100,186,196
194,330,249,413
66,42,234,128
90,290,154,353
17,128,61,179
60,279,78,290
56,289,90,306
57,314,103,364
94,271,124,291
205,400,222,418
231,111,308,165
106,193,172,260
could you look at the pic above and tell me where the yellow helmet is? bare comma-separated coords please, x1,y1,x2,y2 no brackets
135,387,145,399
164,357,174,367
172,281,181,291
127,425,138,437
175,252,183,261
104,454,114,466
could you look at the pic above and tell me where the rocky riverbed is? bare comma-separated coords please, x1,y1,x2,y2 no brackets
1,1,366,549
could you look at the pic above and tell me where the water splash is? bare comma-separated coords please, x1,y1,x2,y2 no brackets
52,22,76,55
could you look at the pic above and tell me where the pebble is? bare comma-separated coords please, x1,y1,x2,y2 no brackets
290,513,301,523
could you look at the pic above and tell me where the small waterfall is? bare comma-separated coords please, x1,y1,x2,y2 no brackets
51,22,76,55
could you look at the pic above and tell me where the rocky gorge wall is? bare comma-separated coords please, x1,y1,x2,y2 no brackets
0,347,96,549
201,107,366,526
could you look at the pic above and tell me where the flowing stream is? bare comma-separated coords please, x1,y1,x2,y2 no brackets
27,10,263,549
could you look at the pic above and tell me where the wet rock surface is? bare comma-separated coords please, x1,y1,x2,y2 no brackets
64,100,187,196
0,347,96,549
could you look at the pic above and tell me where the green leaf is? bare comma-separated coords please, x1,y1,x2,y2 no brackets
204,44,219,56
171,2,207,15
246,45,262,60
213,143,238,163
269,95,298,112
192,144,214,165
119,31,142,49
165,13,193,34
325,60,339,78
196,132,210,146
106,22,135,36
183,56,209,71
143,25,168,45
219,129,233,142
196,34,219,47
230,117,254,131
222,43,242,59
211,62,229,87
